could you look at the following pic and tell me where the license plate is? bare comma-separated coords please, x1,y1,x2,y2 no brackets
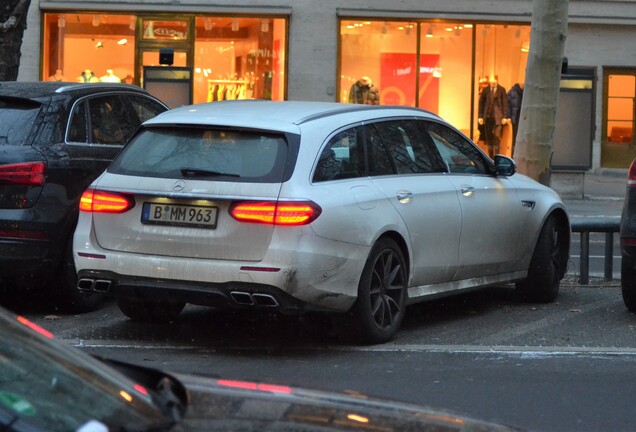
141,203,218,228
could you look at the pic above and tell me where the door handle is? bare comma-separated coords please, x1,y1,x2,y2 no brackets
460,186,475,196
396,191,414,203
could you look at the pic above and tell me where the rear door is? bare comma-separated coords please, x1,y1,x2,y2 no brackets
91,127,292,262
367,120,462,286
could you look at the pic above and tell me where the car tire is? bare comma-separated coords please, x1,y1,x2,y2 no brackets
621,255,636,312
117,297,185,323
337,238,407,344
516,215,567,303
54,239,105,313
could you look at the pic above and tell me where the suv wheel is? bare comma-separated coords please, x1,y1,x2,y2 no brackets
516,215,568,303
337,238,407,344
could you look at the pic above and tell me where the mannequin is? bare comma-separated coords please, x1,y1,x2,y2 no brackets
349,76,380,105
478,75,509,157
48,69,65,82
77,69,99,83
100,69,121,83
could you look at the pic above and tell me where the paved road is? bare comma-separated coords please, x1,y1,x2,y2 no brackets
14,279,636,432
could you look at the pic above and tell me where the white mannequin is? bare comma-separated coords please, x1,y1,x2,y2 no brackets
100,69,121,83
77,69,99,83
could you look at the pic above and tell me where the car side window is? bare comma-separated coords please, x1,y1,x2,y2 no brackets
128,95,167,124
67,100,88,143
87,95,138,145
374,120,441,174
423,121,490,175
313,127,365,182
364,124,395,176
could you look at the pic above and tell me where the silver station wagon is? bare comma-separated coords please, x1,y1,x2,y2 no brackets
73,101,570,344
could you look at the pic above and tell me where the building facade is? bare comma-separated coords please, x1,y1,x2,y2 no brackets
18,0,636,177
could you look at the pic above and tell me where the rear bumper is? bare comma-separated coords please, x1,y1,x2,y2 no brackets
0,239,59,281
77,269,310,313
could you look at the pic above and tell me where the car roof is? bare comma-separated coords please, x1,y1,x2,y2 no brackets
0,81,152,101
145,100,440,134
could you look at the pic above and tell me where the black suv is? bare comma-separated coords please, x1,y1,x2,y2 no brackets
0,82,168,311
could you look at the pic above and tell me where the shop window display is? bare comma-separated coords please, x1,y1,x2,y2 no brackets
42,13,287,105
340,20,530,156
42,13,136,86
193,17,287,104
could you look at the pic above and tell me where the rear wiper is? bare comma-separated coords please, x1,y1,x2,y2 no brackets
180,168,240,178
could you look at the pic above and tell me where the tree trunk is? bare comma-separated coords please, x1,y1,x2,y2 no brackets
513,0,569,186
0,0,31,81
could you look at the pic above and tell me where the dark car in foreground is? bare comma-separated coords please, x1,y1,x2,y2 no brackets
0,306,521,431
0,81,168,311
620,159,636,310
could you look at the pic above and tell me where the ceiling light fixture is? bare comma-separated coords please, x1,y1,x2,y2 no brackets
231,18,239,32
204,17,213,31
92,15,100,27
426,25,433,38
57,16,65,28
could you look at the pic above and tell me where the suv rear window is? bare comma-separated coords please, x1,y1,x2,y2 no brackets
0,99,41,146
109,126,291,183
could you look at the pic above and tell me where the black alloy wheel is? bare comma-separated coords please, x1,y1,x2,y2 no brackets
516,215,567,303
343,237,407,344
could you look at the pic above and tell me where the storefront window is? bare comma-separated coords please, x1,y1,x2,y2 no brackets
603,71,636,168
474,24,530,156
340,19,530,154
340,20,417,107
193,17,287,104
43,13,136,84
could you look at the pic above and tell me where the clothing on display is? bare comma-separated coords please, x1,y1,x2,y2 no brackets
507,83,524,152
349,76,380,105
207,79,249,102
48,69,65,82
77,69,100,83
478,77,509,157
100,69,121,83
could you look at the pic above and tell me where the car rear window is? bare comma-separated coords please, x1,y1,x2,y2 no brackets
0,99,41,146
109,126,291,183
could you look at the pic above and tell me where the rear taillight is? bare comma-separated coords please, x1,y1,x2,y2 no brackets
628,160,636,187
79,188,135,213
230,201,322,226
0,162,46,186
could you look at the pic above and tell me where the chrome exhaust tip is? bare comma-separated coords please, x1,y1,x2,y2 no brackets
230,291,254,305
252,293,279,307
77,278,95,291
93,279,112,293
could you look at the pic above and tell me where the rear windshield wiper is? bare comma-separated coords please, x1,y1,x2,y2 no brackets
180,168,240,178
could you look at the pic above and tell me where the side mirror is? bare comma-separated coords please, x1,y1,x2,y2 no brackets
494,154,516,177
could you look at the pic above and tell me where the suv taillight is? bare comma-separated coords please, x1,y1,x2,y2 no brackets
0,162,46,186
230,201,322,226
79,188,135,213
628,160,636,188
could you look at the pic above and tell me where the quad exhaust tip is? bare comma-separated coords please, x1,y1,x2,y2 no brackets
77,278,112,293
230,291,279,307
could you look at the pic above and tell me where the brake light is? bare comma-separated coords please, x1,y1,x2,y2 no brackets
628,160,636,187
79,188,135,213
0,162,46,186
230,201,322,226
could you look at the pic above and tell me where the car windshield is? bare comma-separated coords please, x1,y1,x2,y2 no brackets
109,126,290,182
0,99,41,146
0,312,170,431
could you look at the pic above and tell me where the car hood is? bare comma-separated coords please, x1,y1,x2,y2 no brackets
172,373,522,431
